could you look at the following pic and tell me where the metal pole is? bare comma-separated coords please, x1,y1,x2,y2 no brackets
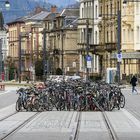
43,29,47,81
93,0,94,51
86,19,89,81
61,29,64,75
117,9,121,84
0,39,2,82
18,34,21,83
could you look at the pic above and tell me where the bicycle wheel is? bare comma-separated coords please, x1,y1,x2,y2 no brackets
16,98,22,112
79,96,86,111
108,97,114,111
34,99,40,111
120,94,125,108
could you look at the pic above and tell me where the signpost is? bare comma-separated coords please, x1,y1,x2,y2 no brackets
117,53,122,62
86,55,92,68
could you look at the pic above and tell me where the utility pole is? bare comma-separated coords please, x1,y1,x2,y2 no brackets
18,34,21,83
43,29,47,81
86,19,89,81
61,29,64,75
117,2,122,85
0,39,2,82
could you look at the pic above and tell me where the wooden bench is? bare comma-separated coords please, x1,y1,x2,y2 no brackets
0,83,5,91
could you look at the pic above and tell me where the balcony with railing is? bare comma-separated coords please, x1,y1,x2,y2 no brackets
78,18,93,26
105,42,116,52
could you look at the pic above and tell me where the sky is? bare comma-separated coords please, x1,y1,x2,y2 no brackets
45,0,77,7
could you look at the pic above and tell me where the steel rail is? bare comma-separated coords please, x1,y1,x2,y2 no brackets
102,112,119,140
69,112,81,140
0,111,17,121
1,112,40,140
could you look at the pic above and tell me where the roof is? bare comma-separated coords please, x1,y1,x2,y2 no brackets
7,11,51,25
27,11,51,21
65,18,79,29
6,15,30,25
44,12,59,21
60,8,79,18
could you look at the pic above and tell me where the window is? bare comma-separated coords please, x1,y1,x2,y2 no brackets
123,29,126,42
89,28,92,44
95,31,98,44
137,26,140,42
128,29,130,41
82,8,84,18
136,3,139,14
111,31,113,42
95,5,98,19
107,5,109,16
111,3,112,17
131,29,134,42
107,31,109,42
117,1,120,11
100,5,102,16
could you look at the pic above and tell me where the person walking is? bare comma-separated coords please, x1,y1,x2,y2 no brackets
130,75,138,94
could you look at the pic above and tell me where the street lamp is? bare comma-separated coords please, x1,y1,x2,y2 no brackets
5,1,10,9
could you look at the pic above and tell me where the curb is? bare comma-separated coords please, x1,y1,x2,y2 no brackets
3,83,32,87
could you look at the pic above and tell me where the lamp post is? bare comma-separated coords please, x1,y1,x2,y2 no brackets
61,29,64,75
18,34,22,83
42,29,48,81
117,7,121,85
86,19,89,81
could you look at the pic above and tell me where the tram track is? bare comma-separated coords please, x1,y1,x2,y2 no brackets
70,111,119,140
102,111,119,140
73,112,81,140
0,112,41,140
0,111,17,121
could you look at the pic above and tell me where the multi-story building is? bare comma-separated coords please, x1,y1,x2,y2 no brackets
23,10,50,81
134,2,140,76
78,0,100,80
0,12,8,81
121,2,135,77
98,0,122,80
45,7,79,75
99,0,140,80
7,8,50,81
7,17,26,80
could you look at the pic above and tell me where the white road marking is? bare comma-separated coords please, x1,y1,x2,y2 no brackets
0,90,11,96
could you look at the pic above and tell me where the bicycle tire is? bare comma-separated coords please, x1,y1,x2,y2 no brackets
120,94,125,108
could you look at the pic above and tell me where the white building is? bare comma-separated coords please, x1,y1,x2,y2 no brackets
134,3,140,51
78,0,101,79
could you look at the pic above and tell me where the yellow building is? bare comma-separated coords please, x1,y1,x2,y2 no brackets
44,8,79,75
7,9,50,81
7,18,26,80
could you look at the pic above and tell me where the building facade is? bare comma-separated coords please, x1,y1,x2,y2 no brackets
78,0,100,80
45,8,80,76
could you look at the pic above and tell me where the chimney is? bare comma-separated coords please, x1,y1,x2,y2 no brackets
51,5,57,13
34,6,43,14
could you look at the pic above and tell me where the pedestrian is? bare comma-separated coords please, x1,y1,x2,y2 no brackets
130,75,138,94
